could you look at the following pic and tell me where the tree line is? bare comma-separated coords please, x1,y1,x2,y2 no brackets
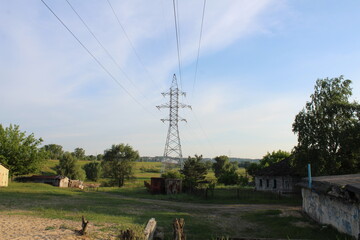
1,75,359,187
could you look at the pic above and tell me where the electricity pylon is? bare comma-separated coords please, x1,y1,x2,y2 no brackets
157,74,191,168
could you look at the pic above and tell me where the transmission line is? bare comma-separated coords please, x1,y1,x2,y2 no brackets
106,0,161,89
192,0,207,96
40,0,154,116
172,0,183,90
65,0,154,105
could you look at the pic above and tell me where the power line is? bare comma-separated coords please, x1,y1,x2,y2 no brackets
172,0,183,90
192,0,207,96
106,0,161,89
65,0,153,105
40,0,154,116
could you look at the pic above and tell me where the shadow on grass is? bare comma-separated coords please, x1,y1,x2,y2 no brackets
242,210,354,240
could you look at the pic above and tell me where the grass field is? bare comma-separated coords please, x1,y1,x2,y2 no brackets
0,182,352,239
1,159,352,239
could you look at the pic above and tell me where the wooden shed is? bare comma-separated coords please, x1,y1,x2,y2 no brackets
150,177,165,194
0,164,9,187
165,179,182,194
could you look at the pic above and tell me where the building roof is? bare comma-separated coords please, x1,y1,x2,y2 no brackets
30,175,67,180
0,164,9,170
255,158,298,177
298,173,360,202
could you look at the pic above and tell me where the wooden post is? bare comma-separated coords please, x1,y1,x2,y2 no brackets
173,218,185,240
144,218,157,240
120,229,135,240
80,216,89,235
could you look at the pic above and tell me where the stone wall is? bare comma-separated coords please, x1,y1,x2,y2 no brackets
302,188,360,239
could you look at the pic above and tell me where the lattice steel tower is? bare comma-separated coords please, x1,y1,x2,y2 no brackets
157,74,191,167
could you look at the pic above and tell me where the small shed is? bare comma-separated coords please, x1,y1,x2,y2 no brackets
254,158,300,194
298,174,360,239
18,175,69,187
150,177,165,194
0,164,9,187
165,179,182,194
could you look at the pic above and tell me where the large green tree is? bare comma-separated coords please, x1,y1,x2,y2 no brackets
260,150,290,167
212,155,240,185
83,161,102,182
73,147,85,160
245,150,290,177
102,144,139,187
292,76,360,176
42,144,64,160
0,124,46,176
181,155,208,190
212,155,229,178
56,152,85,180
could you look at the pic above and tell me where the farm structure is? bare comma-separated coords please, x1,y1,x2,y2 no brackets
149,177,182,194
254,158,300,194
0,164,9,187
17,175,69,188
298,174,360,239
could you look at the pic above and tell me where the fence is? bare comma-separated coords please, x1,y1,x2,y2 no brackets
190,187,301,203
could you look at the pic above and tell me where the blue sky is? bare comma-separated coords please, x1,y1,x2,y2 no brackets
1,0,360,158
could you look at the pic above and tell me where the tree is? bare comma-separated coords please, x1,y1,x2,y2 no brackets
260,150,290,167
180,155,208,191
0,124,46,177
245,162,261,178
83,161,102,181
292,76,360,176
217,164,239,185
42,144,64,160
56,152,85,180
96,154,103,161
102,144,139,187
212,155,230,178
73,147,85,160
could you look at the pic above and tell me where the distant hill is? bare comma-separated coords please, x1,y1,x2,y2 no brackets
229,158,260,163
139,156,260,163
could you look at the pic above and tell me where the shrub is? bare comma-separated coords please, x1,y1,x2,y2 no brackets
161,170,183,179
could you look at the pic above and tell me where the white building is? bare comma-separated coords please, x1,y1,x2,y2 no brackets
0,164,9,187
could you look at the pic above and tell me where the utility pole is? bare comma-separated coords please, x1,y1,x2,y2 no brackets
157,74,191,168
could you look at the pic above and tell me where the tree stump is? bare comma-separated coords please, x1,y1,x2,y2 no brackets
80,216,89,235
173,218,185,240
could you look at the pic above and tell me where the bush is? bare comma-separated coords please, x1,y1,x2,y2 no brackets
56,152,85,180
83,161,102,181
217,170,239,185
161,170,183,179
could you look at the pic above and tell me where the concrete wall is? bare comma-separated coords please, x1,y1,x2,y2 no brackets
255,176,298,193
0,165,9,187
302,188,360,239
